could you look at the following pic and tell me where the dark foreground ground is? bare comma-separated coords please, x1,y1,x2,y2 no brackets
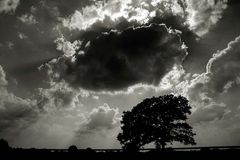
0,149,239,160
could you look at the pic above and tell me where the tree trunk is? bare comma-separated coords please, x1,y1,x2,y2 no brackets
155,141,165,151
161,143,165,150
155,141,161,150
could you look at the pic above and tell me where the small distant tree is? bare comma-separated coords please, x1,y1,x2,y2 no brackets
68,145,78,153
85,147,95,153
0,139,10,151
117,94,196,151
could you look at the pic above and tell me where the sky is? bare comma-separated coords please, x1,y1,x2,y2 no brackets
0,0,240,149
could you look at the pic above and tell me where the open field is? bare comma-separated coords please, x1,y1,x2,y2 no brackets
1,146,240,160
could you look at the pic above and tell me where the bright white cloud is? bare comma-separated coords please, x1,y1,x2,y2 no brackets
186,0,228,36
55,35,83,57
0,65,7,86
77,103,120,134
159,65,185,90
62,0,227,36
62,0,131,31
18,32,28,39
0,0,20,14
62,0,188,31
18,13,38,25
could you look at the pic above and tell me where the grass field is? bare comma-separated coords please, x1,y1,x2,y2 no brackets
1,147,239,160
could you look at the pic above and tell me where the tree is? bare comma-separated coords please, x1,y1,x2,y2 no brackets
68,145,78,153
0,139,10,152
117,94,196,151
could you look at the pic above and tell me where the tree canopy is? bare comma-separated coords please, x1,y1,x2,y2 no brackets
117,94,196,151
68,145,78,153
0,139,9,151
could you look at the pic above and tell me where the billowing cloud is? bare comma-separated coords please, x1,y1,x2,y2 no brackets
143,35,240,146
0,65,39,134
0,65,7,85
167,36,240,146
186,0,228,36
183,35,240,103
70,103,121,149
18,13,37,25
190,102,229,124
76,103,120,135
62,0,150,31
0,0,20,14
62,0,227,36
36,81,89,112
206,35,240,94
54,35,82,57
0,65,94,147
0,0,227,97
57,0,228,78
45,24,187,91
18,32,28,39
62,0,181,31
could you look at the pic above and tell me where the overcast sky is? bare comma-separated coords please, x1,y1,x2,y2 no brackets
0,0,240,149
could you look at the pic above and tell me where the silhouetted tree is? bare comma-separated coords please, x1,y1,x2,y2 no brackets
0,139,10,152
68,145,78,153
85,147,96,153
117,94,196,151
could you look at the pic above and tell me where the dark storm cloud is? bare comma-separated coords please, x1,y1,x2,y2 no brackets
57,0,211,78
0,0,231,96
74,13,198,58
0,0,228,96
58,0,229,75
48,24,187,91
